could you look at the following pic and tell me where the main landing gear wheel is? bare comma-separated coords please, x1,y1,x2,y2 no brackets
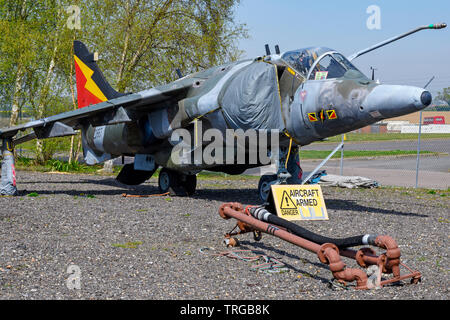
158,168,197,196
258,174,277,203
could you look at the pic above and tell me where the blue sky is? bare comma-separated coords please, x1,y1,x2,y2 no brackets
235,0,450,96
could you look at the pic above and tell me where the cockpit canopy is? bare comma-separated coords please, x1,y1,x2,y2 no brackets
282,47,366,81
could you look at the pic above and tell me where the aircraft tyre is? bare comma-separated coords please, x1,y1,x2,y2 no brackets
158,168,197,196
258,174,277,203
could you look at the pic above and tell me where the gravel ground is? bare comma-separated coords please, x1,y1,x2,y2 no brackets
0,170,448,300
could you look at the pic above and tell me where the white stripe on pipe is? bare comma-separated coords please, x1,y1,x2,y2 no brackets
362,234,371,245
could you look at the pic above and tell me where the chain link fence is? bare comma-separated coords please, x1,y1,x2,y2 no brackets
299,130,450,190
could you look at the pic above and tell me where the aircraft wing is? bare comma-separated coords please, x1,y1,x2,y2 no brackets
0,78,195,145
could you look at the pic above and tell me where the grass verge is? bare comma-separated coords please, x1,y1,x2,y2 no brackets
299,150,437,159
13,149,441,180
15,157,121,175
323,133,450,142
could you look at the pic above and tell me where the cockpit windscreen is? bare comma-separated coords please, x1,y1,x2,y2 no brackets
282,47,365,80
282,47,331,77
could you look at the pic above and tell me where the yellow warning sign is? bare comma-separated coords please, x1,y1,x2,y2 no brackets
279,190,298,216
271,185,328,221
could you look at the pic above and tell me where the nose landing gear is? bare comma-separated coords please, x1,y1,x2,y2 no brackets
257,146,303,202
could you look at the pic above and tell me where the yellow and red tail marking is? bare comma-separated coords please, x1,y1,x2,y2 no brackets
74,55,108,108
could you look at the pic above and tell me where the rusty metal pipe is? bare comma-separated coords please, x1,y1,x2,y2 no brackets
341,248,379,267
375,235,401,277
248,206,376,248
220,203,369,288
320,244,368,289
218,202,421,290
221,204,322,254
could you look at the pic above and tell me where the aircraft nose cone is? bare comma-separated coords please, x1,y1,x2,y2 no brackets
421,91,432,106
361,85,432,119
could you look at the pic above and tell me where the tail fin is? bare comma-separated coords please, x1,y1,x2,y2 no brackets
73,41,124,108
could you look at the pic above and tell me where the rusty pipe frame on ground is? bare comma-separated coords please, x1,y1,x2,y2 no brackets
219,202,421,290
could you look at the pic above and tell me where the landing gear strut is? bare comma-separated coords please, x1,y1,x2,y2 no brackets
257,146,303,202
158,168,197,196
257,174,277,203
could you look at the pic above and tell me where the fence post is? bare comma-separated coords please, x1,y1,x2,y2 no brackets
415,76,435,188
340,134,345,176
415,111,423,188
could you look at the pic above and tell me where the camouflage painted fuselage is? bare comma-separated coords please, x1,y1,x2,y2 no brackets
82,47,431,173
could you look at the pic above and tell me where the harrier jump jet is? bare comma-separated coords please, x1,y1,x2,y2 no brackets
0,23,446,199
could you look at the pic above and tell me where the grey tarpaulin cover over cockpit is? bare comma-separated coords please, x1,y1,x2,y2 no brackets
220,61,285,131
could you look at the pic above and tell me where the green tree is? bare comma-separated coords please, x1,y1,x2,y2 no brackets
0,0,41,126
78,0,247,171
436,87,450,105
0,0,77,163
0,0,247,165
79,0,247,92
